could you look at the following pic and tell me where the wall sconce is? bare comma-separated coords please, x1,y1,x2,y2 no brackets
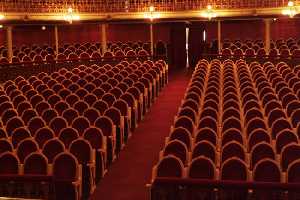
282,1,297,18
144,6,160,21
201,5,217,20
63,7,80,24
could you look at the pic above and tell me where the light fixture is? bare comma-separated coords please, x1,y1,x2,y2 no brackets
41,26,46,30
149,6,155,12
288,1,294,7
201,5,217,20
144,6,160,21
0,25,3,29
282,1,297,18
0,14,5,20
63,7,80,24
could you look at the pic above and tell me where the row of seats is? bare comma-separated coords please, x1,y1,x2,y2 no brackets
0,41,151,57
0,41,167,64
0,47,150,64
151,59,300,199
221,47,300,59
220,38,300,59
222,38,300,52
0,58,168,200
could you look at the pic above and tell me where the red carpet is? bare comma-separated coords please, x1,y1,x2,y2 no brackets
90,70,191,200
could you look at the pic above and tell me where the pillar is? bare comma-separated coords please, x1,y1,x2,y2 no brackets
101,23,107,53
217,20,221,54
264,19,271,54
6,26,13,63
150,23,154,56
54,25,59,56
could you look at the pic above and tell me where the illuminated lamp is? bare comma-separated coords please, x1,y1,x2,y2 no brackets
282,1,297,18
201,5,217,20
63,7,80,24
144,6,160,21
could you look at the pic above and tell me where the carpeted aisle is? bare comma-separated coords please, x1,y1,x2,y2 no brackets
90,70,191,200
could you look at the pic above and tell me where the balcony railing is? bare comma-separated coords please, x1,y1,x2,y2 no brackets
0,0,297,13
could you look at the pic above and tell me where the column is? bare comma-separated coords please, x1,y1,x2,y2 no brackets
264,19,271,54
6,26,13,63
217,20,221,54
150,23,154,56
101,23,107,53
54,25,59,56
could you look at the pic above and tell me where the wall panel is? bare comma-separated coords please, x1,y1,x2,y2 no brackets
13,25,55,47
107,23,149,42
58,24,100,45
271,18,300,41
0,29,6,46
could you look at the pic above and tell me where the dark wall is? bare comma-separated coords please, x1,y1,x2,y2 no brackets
205,20,265,42
107,23,149,42
153,23,171,43
107,23,171,43
222,20,265,41
0,18,299,48
206,21,218,42
271,18,300,40
13,25,55,47
205,18,300,42
58,24,100,44
170,22,187,69
188,22,206,68
0,29,5,46
0,23,171,47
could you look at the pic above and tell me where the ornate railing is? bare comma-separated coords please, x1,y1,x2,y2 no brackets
0,0,297,13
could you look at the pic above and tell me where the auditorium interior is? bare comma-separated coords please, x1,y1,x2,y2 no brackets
1,0,300,200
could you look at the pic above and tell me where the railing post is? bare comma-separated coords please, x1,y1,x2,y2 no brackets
6,26,13,63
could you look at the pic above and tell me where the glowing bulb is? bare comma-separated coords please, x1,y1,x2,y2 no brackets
273,18,277,21
0,14,4,20
207,5,212,10
68,7,73,13
0,25,3,29
41,26,46,30
149,6,155,12
288,1,294,7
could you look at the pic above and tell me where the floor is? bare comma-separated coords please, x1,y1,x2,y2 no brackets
90,69,191,200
